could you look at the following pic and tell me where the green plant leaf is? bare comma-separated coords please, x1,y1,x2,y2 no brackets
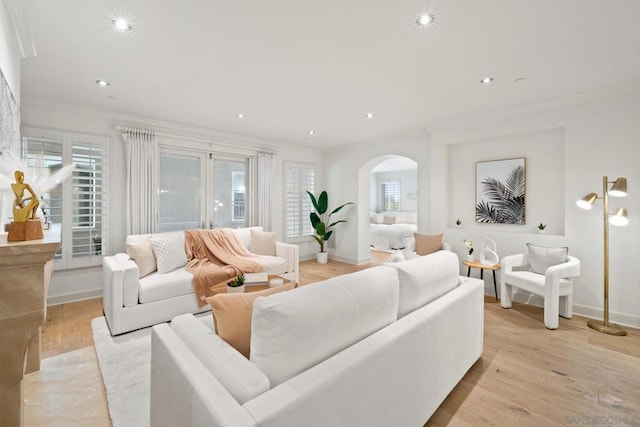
328,219,347,228
310,212,321,229
307,191,320,213
329,202,354,216
316,221,326,235
317,191,328,214
323,230,333,241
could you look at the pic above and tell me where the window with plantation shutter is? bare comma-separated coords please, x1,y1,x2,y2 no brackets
285,162,315,240
380,180,400,211
22,129,109,270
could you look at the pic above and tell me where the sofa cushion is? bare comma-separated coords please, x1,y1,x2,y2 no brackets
150,232,188,274
252,255,289,274
139,268,194,304
383,215,396,225
250,266,399,387
527,243,568,275
170,314,270,404
125,234,157,278
250,229,276,256
387,250,460,318
205,282,297,358
414,233,443,256
234,226,262,250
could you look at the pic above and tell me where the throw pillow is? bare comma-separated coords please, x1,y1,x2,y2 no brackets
250,229,276,256
414,233,443,256
385,250,406,263
125,236,157,278
149,232,188,274
383,215,396,225
206,281,297,358
527,243,568,274
370,213,384,224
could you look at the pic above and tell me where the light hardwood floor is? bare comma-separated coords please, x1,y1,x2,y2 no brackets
26,251,640,426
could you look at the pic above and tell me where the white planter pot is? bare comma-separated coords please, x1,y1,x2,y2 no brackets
538,229,546,234
316,252,328,264
226,284,245,293
466,254,474,262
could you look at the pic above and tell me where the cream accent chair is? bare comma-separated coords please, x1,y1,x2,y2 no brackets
500,252,581,329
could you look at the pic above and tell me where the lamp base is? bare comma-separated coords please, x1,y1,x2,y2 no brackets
587,319,627,336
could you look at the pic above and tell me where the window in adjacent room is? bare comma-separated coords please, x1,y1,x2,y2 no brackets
22,129,109,270
284,162,315,240
231,171,246,222
380,180,400,211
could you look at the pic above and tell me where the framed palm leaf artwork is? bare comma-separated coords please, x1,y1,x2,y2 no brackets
475,158,526,224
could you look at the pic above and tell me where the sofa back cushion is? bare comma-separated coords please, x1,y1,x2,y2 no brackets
170,314,270,404
250,266,399,387
387,250,460,318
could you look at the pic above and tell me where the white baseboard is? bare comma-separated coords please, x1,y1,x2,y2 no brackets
47,288,103,307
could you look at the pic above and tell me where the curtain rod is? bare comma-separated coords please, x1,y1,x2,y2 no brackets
115,125,212,144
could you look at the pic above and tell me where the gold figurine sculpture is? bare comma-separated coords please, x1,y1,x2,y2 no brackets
7,170,44,241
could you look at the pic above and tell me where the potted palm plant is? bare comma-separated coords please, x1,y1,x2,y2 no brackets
307,190,354,264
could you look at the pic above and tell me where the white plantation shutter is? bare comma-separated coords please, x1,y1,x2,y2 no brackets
22,129,109,269
285,162,315,239
380,180,400,211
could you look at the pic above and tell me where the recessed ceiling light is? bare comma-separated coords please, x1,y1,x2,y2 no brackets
96,80,110,87
480,77,494,84
112,19,132,31
416,14,435,26
237,113,244,119
308,130,315,136
366,112,374,119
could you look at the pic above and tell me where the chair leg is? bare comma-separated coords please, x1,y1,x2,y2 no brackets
544,297,559,329
500,282,512,309
559,294,573,319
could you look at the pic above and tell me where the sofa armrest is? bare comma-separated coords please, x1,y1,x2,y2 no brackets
275,241,299,283
150,324,257,427
103,253,141,334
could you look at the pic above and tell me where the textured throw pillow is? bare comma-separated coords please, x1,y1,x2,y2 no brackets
370,213,384,224
383,215,396,225
149,232,188,274
527,243,568,274
125,236,157,278
206,282,297,358
250,229,276,256
414,233,443,256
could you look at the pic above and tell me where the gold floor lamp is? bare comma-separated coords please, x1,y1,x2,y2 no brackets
577,176,628,336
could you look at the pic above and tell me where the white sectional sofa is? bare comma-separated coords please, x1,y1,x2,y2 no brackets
102,227,299,335
149,250,484,427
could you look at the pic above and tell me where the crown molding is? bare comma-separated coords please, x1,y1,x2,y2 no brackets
21,98,321,155
427,80,640,132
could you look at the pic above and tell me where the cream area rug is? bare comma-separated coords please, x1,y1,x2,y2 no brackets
92,317,152,427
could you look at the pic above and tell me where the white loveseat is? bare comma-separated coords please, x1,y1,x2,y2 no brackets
103,227,299,335
149,250,484,427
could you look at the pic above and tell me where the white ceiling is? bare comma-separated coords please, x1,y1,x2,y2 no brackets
19,0,640,148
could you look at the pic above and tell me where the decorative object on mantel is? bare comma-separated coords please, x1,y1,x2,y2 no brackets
463,238,474,262
307,190,354,264
537,223,547,234
8,170,43,241
455,218,462,228
227,274,246,293
476,158,526,224
577,176,629,336
479,237,499,266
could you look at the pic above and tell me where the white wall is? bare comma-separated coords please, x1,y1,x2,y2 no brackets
0,0,20,103
21,101,321,304
429,89,640,328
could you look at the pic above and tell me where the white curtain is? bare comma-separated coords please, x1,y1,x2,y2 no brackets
257,151,276,230
122,129,159,235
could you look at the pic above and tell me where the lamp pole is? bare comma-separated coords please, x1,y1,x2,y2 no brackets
586,176,627,336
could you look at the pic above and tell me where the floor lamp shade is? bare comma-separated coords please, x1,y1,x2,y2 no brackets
577,176,628,336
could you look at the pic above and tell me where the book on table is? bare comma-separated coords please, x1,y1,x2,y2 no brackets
244,272,269,285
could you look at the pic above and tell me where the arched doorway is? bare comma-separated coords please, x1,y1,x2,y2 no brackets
357,155,418,263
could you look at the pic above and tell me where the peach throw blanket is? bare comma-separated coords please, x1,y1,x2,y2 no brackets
185,229,262,307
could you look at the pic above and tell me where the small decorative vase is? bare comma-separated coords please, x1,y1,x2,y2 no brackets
466,254,474,262
227,284,245,293
538,229,546,234
316,252,328,264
